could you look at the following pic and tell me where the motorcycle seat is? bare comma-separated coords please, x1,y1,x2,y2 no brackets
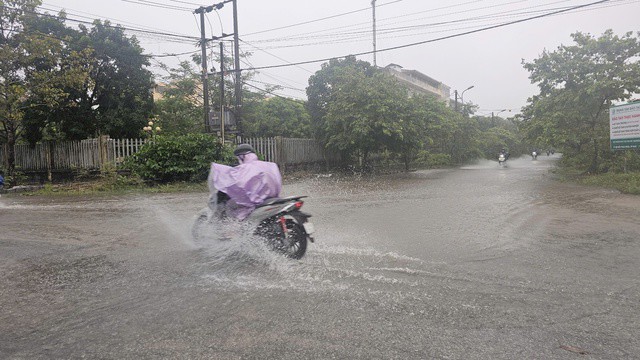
257,196,307,208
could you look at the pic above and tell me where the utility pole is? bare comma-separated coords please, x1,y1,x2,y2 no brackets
232,0,242,137
219,42,225,143
371,0,377,67
195,5,213,133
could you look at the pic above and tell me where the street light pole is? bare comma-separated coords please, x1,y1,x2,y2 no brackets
492,109,506,122
454,90,458,111
460,85,474,107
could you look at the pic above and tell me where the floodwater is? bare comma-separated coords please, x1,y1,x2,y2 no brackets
1,154,639,359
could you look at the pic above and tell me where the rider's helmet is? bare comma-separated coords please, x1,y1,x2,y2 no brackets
233,143,255,156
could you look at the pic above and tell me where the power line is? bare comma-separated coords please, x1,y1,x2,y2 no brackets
15,5,200,43
239,39,314,74
244,0,629,49
243,0,404,37
167,0,203,5
148,49,200,58
4,5,202,59
246,79,306,93
233,47,308,92
251,6,597,51
244,0,485,43
244,81,306,101
239,0,611,72
121,0,193,12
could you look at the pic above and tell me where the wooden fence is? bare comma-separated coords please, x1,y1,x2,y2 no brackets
0,136,337,172
109,138,147,165
240,136,332,165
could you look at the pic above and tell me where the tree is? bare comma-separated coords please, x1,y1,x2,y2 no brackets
522,30,640,173
24,16,154,141
307,56,483,169
307,56,375,148
242,96,312,138
0,0,89,177
308,57,421,167
153,61,204,134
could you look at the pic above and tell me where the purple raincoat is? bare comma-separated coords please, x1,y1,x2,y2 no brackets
207,152,282,220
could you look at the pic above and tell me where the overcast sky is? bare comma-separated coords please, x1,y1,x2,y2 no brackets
39,0,640,116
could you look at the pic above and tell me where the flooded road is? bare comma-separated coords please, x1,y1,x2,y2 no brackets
1,155,639,359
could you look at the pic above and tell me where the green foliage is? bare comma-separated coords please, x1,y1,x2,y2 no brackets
22,16,154,142
307,56,454,169
242,96,312,138
305,56,504,170
1,1,92,176
474,115,527,159
577,172,640,195
414,151,451,167
521,30,640,174
154,61,204,134
124,133,234,182
307,56,375,148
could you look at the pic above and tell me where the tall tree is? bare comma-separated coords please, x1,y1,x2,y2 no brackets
153,61,203,134
307,56,375,147
0,0,88,176
307,56,479,169
242,96,312,138
522,30,640,173
24,17,154,141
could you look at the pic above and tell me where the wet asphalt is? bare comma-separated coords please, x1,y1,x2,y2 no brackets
1,154,639,359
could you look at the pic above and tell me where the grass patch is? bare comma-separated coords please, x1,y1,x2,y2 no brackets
575,172,640,195
22,175,208,197
541,167,640,195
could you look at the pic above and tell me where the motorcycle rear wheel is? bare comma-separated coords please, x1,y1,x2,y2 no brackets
276,220,308,259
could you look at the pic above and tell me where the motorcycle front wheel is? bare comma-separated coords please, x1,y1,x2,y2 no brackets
191,214,208,241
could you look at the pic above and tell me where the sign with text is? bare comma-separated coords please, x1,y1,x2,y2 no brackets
610,102,640,150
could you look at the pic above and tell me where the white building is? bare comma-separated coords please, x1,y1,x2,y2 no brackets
384,64,451,106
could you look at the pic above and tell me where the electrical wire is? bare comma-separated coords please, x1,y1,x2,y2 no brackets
243,0,404,37
244,0,628,48
165,0,203,6
244,81,306,101
244,0,635,51
239,0,613,72
244,0,486,43
239,39,314,74
247,79,306,93
121,0,193,12
11,5,200,44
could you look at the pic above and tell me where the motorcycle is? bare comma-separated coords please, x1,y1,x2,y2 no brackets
498,153,507,167
192,191,315,259
531,151,538,160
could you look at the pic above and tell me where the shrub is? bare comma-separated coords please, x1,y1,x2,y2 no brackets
415,151,451,167
125,133,234,182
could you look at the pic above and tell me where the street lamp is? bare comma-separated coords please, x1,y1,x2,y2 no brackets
460,85,474,106
454,85,474,111
492,109,508,121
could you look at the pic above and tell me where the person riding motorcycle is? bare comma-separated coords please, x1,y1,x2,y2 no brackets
207,144,282,221
498,148,510,160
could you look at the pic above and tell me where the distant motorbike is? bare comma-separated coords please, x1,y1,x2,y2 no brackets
531,151,538,160
498,153,507,167
192,191,315,259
